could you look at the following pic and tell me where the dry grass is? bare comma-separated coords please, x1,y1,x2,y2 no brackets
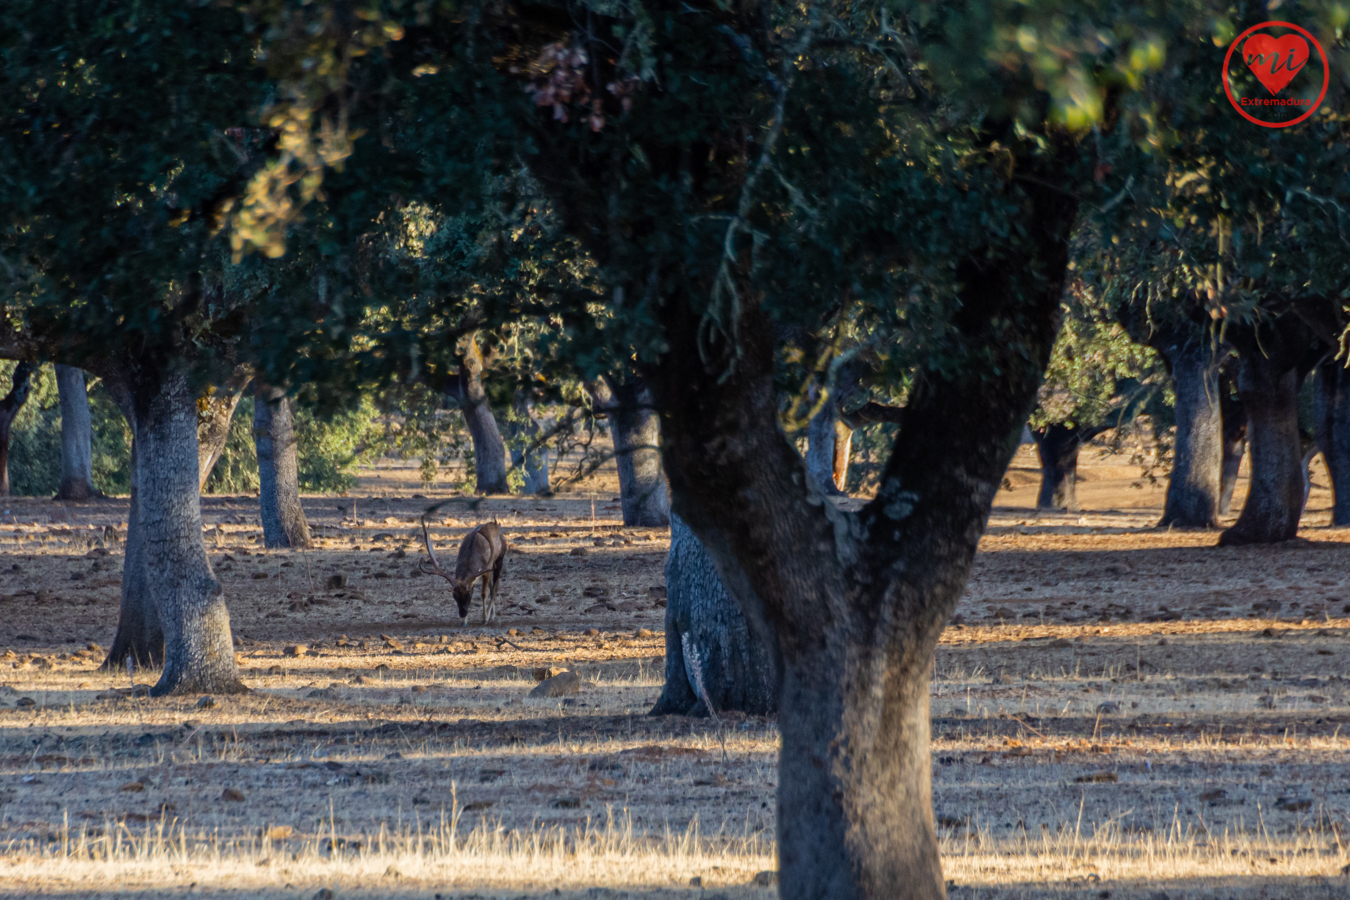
4,445,1350,898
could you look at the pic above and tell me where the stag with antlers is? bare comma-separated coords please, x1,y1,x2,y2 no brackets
421,518,507,625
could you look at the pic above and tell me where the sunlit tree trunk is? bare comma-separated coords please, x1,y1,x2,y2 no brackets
602,376,670,527
1158,341,1222,528
55,365,101,500
253,384,312,549
1220,315,1323,546
449,332,509,494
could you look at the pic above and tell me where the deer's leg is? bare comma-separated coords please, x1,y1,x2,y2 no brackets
489,561,502,622
480,573,491,624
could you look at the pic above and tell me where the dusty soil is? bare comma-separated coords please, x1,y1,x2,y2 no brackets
2,444,1350,899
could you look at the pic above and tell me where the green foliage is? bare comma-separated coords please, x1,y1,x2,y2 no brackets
88,382,133,495
5,364,59,497
295,398,384,494
1,364,131,497
202,394,387,495
204,397,261,495
1031,283,1168,432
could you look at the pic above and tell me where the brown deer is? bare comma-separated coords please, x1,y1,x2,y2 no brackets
421,519,507,625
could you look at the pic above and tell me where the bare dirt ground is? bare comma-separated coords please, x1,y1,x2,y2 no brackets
3,443,1350,899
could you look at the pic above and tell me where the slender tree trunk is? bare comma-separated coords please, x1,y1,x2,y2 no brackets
132,368,244,695
197,388,241,490
832,421,853,492
604,377,670,527
451,333,509,494
650,514,777,716
1315,361,1350,526
508,391,550,495
1032,424,1084,511
1219,360,1306,545
55,365,101,500
806,392,848,496
102,381,161,670
253,385,312,549
1219,384,1247,516
0,362,35,497
1159,342,1222,528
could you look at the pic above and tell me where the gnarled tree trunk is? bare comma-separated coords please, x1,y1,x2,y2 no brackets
644,157,1077,900
0,362,35,497
1158,340,1222,528
253,385,312,549
1032,423,1101,511
650,514,777,716
123,367,243,694
1315,361,1350,526
604,376,670,527
450,333,509,494
1219,315,1322,546
55,365,101,500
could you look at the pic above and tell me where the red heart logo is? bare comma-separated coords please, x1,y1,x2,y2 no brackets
1243,33,1309,95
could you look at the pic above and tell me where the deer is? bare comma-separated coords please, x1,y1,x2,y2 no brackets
421,517,507,625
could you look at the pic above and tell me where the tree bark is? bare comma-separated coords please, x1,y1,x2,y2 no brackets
1315,361,1350,526
832,421,853,492
650,514,778,716
130,367,244,694
508,391,550,495
102,380,161,670
253,385,313,549
0,362,35,497
197,387,241,490
1219,373,1247,516
643,158,1077,900
806,391,850,496
55,365,102,500
1219,315,1322,546
450,333,509,494
1032,423,1098,511
603,376,670,527
1158,340,1222,528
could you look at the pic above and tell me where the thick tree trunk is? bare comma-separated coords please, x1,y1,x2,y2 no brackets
131,368,244,695
650,514,777,716
0,362,35,497
197,388,241,490
605,377,670,527
1315,361,1350,526
1032,423,1086,511
452,334,509,494
508,392,550,495
55,365,101,500
102,381,161,670
1219,358,1307,546
1159,342,1222,528
643,156,1077,899
1219,383,1247,516
253,385,312,549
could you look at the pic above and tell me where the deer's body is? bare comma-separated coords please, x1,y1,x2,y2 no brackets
422,520,507,625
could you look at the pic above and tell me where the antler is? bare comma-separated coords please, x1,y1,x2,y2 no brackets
420,515,455,583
